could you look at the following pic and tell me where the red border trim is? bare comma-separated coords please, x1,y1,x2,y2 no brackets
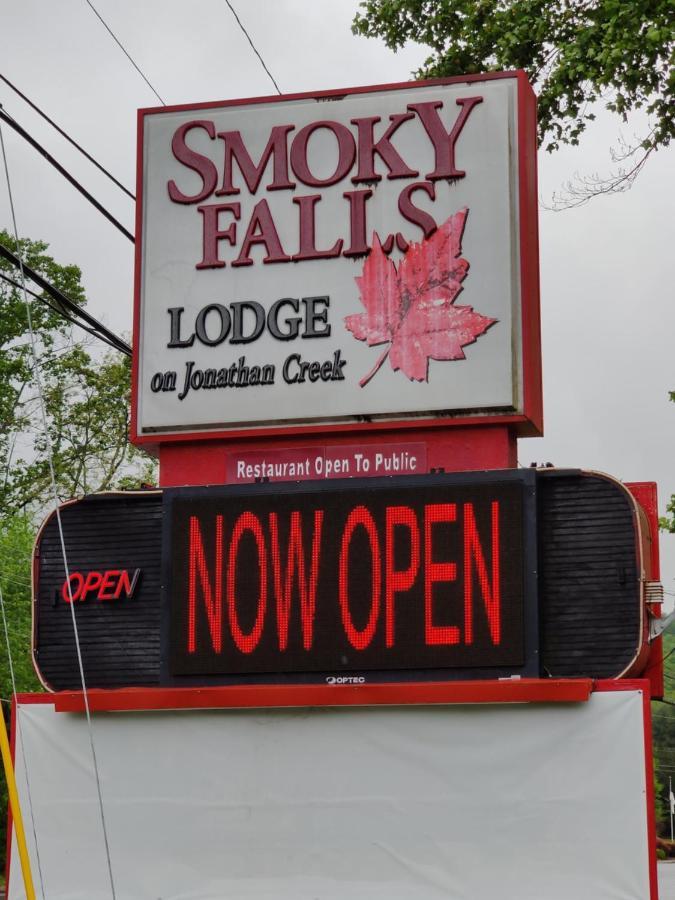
130,71,542,446
627,482,663,699
19,679,594,713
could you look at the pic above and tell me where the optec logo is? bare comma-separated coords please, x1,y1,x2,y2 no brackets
60,569,141,603
326,675,366,685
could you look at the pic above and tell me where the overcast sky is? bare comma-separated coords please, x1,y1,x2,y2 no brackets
2,0,674,600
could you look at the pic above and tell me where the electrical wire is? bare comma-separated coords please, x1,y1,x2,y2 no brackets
0,106,134,244
84,0,165,105
0,73,135,200
0,242,131,356
0,271,129,355
1,116,117,900
224,0,282,95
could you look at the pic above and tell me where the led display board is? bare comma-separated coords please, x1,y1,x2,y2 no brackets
33,470,649,691
164,472,537,683
132,72,541,442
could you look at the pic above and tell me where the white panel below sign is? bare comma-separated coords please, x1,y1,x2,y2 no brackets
9,691,650,899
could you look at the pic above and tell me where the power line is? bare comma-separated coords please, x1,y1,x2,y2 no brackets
84,0,165,106
0,242,131,356
0,107,134,244
224,0,282,95
0,74,135,200
0,271,127,355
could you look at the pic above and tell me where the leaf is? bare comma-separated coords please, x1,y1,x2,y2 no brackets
344,209,496,385
398,208,468,306
344,234,400,346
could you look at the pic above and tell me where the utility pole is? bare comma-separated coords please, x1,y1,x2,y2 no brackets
670,776,674,842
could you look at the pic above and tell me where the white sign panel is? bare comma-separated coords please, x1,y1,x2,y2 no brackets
132,73,540,442
9,690,652,899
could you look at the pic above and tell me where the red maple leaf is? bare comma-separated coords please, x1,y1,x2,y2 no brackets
344,209,496,386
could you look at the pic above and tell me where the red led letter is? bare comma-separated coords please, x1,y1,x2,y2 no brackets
424,503,459,645
384,506,420,647
269,510,324,650
188,515,223,654
338,506,381,650
464,501,501,644
227,512,267,654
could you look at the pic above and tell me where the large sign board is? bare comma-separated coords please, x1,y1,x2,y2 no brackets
132,72,540,442
32,471,649,691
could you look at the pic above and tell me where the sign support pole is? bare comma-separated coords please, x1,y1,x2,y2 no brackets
0,706,36,900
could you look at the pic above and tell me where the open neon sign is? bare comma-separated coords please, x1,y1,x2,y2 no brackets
165,474,536,682
60,568,141,603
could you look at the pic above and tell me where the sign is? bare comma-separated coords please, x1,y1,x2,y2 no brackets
165,473,536,681
60,568,141,603
6,690,656,900
32,471,650,691
132,72,540,442
225,442,427,483
33,491,163,691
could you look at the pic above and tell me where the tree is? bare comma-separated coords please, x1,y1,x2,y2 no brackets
651,631,675,838
0,232,157,870
0,515,41,867
0,231,156,517
352,0,674,203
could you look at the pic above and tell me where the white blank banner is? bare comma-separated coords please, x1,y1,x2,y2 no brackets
9,690,650,899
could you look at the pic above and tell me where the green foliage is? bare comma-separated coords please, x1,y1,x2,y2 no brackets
661,391,675,532
0,230,156,516
352,0,674,176
652,631,675,834
0,515,41,868
661,497,675,534
0,231,157,869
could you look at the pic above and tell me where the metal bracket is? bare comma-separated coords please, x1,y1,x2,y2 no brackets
647,581,673,639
